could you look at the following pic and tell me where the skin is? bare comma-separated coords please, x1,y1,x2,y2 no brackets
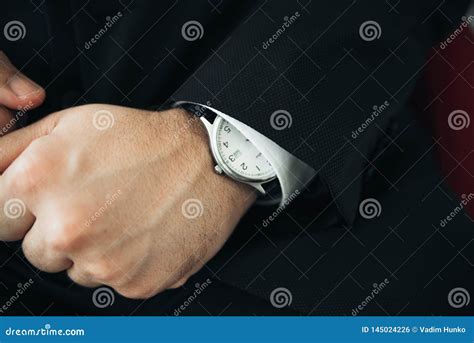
0,51,46,133
0,51,256,299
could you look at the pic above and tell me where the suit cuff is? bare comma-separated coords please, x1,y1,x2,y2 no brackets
175,101,317,207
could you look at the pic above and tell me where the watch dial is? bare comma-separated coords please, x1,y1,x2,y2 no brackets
215,119,275,181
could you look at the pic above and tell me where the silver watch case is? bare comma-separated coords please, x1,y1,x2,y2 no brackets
200,116,276,194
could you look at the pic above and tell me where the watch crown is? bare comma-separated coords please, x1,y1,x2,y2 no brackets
214,165,223,174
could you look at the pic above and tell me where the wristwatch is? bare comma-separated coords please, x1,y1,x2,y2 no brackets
177,103,280,198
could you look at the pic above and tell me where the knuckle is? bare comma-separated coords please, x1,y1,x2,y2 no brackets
21,239,43,270
67,268,94,287
47,211,88,253
25,138,50,163
8,179,29,198
44,234,75,253
89,259,122,283
47,225,80,253
9,141,50,194
9,160,38,195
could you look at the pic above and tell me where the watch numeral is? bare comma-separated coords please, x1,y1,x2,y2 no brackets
224,126,231,133
256,166,260,171
240,163,247,170
223,141,229,148
229,155,236,162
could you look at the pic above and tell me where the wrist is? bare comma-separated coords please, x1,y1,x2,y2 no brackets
163,108,257,213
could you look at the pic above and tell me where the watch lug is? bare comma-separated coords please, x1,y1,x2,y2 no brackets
200,117,213,136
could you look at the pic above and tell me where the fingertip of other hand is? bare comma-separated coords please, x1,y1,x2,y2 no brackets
0,76,46,110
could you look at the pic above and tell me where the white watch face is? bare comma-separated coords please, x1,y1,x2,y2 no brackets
214,118,275,182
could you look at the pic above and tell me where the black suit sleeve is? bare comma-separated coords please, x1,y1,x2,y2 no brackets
170,0,470,223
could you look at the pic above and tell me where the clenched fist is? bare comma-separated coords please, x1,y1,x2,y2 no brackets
0,104,256,298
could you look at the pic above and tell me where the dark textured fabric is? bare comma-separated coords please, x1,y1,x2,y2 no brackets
414,26,474,217
169,0,471,223
0,243,298,315
0,0,472,315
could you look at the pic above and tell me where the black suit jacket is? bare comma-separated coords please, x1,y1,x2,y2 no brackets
2,0,471,314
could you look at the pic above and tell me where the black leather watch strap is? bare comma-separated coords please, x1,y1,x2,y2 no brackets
174,102,217,123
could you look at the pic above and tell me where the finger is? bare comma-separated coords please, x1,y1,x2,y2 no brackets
0,111,60,172
0,51,46,109
0,189,35,241
67,264,102,288
0,106,15,136
21,217,73,273
0,135,59,240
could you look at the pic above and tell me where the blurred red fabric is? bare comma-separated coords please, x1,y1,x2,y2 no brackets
415,22,474,216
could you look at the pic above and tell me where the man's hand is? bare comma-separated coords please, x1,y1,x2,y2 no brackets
0,104,256,298
0,51,45,134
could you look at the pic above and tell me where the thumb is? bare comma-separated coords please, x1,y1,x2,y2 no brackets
0,106,14,136
0,112,59,173
0,51,46,110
